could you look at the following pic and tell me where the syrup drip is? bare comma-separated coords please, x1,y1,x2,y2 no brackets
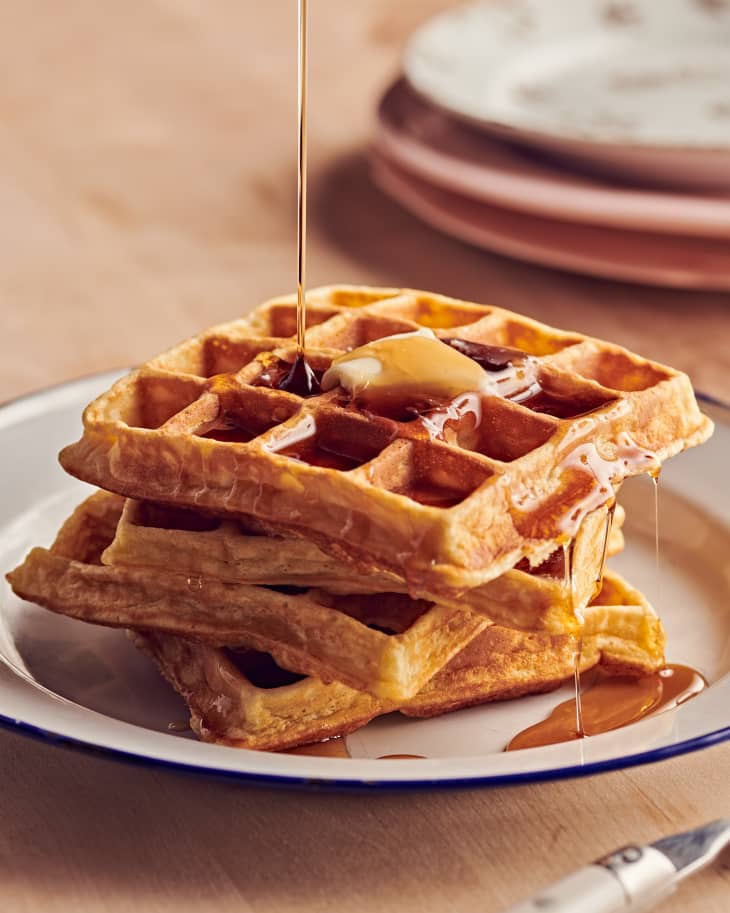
444,339,622,417
272,0,320,397
445,338,542,403
572,643,584,738
442,339,527,372
506,664,706,751
515,433,660,543
418,392,482,442
276,354,322,397
563,540,585,740
295,0,308,359
594,501,616,599
650,470,661,569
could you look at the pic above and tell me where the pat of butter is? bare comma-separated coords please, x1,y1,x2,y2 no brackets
321,329,489,404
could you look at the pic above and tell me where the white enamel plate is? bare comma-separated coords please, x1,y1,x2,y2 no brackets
0,372,728,789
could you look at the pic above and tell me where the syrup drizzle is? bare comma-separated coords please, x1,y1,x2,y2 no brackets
507,455,696,757
506,664,706,751
650,469,661,569
563,540,585,740
442,339,527,372
277,353,322,397
295,0,308,360
418,392,482,442
275,0,320,398
444,338,542,403
513,432,660,544
596,502,616,596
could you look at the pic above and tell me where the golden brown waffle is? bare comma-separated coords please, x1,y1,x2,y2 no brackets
404,570,666,719
8,492,634,707
131,632,384,750
8,493,488,700
10,492,623,692
102,498,624,633
58,286,712,598
133,567,664,750
6,491,663,751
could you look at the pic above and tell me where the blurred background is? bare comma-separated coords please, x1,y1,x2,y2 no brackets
1,0,728,401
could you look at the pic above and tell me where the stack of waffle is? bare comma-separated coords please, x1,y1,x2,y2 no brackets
7,287,712,750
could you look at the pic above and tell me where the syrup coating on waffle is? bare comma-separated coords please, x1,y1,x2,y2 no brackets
59,286,713,596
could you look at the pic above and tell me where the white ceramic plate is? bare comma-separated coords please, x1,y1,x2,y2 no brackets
404,0,730,190
0,373,728,789
376,80,730,239
372,153,730,290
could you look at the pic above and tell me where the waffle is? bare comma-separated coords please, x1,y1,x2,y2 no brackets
9,491,626,699
101,498,625,633
132,566,665,750
8,493,488,701
58,286,712,599
6,491,663,750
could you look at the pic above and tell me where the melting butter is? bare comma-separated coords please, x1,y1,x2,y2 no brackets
321,329,491,406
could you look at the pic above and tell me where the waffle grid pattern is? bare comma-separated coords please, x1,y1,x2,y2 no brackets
59,286,711,596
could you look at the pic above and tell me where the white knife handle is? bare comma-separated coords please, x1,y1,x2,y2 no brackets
502,845,677,913
501,864,626,913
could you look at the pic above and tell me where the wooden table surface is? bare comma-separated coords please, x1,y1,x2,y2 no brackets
1,3,728,911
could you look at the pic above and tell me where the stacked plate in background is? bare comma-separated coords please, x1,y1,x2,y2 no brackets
372,0,730,289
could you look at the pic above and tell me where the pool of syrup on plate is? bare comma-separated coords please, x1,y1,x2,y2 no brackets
507,663,706,752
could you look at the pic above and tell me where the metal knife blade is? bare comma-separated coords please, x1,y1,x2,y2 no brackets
651,818,730,882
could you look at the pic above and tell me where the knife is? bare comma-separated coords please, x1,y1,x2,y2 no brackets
502,818,730,913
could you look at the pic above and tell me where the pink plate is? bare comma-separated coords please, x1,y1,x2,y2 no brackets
372,151,730,291
376,81,730,240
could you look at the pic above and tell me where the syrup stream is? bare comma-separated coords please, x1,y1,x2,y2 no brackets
274,0,320,397
296,0,308,359
651,470,660,569
597,503,615,592
563,540,584,739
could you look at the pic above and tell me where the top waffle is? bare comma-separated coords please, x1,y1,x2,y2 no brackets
59,286,712,597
